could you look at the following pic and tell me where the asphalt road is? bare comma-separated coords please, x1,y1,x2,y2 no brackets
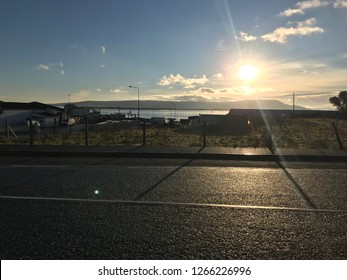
1,157,346,259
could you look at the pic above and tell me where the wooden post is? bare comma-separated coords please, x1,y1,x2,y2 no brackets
142,120,146,146
268,123,274,153
332,121,344,150
202,121,206,147
54,118,57,135
6,120,9,139
29,118,34,146
85,118,89,146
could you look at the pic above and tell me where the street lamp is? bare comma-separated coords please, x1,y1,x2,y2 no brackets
129,85,140,119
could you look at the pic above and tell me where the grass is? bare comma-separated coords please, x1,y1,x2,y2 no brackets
271,118,347,149
1,117,346,149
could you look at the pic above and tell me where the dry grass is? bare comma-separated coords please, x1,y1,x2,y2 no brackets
271,118,347,149
1,118,346,149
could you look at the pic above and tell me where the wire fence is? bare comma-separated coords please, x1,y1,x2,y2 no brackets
1,117,346,150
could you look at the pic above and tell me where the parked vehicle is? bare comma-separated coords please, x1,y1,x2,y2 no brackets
60,118,75,126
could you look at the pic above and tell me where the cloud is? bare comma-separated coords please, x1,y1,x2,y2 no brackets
303,70,320,75
216,39,227,51
70,45,86,51
296,0,330,10
110,89,123,93
190,87,216,94
109,89,129,96
278,8,305,17
211,73,224,81
34,62,64,72
157,74,208,89
100,46,106,55
60,70,65,75
261,18,324,44
35,64,50,71
238,31,257,42
100,64,107,68
278,0,331,17
333,0,347,8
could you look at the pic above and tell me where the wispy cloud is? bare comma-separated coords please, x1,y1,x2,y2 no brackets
35,64,50,71
211,73,224,82
216,39,227,51
110,89,124,93
261,18,324,44
70,44,86,51
191,87,216,94
100,46,106,55
34,62,64,74
278,0,331,17
296,0,330,10
278,8,305,17
238,31,257,42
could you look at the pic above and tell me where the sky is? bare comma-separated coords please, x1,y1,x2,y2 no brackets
0,0,347,109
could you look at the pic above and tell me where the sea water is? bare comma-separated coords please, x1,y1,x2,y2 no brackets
99,108,229,120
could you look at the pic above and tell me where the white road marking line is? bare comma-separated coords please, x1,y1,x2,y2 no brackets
11,165,67,168
1,195,346,213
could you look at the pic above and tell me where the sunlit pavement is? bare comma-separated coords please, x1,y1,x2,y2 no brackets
0,145,347,168
0,147,346,259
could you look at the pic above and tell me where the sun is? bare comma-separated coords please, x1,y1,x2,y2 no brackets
238,64,258,81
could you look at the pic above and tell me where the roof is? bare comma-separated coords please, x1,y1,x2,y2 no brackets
0,101,63,111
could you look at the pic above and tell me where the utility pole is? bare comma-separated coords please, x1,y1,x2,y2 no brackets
293,92,295,118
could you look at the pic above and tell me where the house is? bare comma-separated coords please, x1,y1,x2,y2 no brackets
0,101,63,131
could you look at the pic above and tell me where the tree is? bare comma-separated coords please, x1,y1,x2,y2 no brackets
329,91,347,112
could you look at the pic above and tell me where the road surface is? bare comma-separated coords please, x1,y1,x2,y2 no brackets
1,157,346,259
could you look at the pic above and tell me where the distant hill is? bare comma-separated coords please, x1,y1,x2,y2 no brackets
53,99,308,110
226,100,308,110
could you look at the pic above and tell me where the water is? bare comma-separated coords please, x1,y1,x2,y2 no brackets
100,108,229,120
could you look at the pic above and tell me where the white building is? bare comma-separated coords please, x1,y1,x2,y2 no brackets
0,101,63,131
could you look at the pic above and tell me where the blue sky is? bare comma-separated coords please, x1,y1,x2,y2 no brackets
0,0,347,109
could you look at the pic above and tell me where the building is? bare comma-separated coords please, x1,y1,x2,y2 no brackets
0,101,63,131
228,108,342,119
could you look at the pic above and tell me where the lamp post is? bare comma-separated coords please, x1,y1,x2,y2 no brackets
129,86,140,119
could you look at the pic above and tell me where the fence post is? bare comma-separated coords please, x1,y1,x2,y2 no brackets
6,120,9,139
268,123,274,153
85,117,89,146
142,120,146,146
53,118,56,135
29,118,34,146
202,121,206,147
332,121,344,150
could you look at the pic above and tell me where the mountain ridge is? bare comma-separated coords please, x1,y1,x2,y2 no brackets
52,99,308,110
